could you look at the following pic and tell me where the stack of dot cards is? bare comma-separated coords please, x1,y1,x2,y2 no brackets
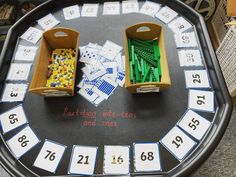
78,41,125,107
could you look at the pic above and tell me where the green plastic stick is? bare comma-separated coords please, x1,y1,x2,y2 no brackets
141,65,151,83
131,45,135,65
130,62,134,82
157,59,162,76
141,58,144,76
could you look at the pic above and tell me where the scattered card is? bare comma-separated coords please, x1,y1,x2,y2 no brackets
99,40,122,61
37,13,60,30
174,32,198,48
116,71,125,87
155,6,178,24
122,0,139,14
103,2,120,15
78,87,99,103
0,105,28,134
103,62,118,78
20,27,43,44
168,17,193,34
188,90,215,112
178,49,203,67
63,5,80,20
81,3,99,17
33,140,67,173
6,63,31,81
103,145,130,175
184,70,210,88
68,145,98,175
82,62,106,81
92,75,118,100
1,83,28,102
161,126,196,161
134,143,161,172
178,110,211,140
14,45,38,62
6,125,40,159
139,1,161,17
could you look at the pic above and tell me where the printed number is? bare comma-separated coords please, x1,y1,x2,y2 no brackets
178,24,185,29
10,91,18,97
182,36,190,43
69,10,74,15
197,95,205,105
172,136,183,149
9,114,18,124
186,53,194,62
45,150,56,161
18,135,29,147
27,32,36,41
140,152,154,161
77,155,89,164
188,118,200,130
111,155,123,164
192,74,201,84
44,19,53,25
161,12,170,18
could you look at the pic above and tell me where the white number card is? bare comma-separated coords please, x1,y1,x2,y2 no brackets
188,90,215,112
103,2,120,15
155,6,178,24
184,70,210,88
178,110,211,140
68,145,98,175
20,27,43,44
122,0,139,14
174,32,198,48
1,83,28,102
168,17,193,34
6,63,32,81
14,45,38,62
161,126,196,161
103,145,130,175
99,40,122,61
139,1,161,17
81,4,99,17
37,13,60,30
134,143,161,172
63,5,80,20
33,140,67,173
6,125,40,159
178,49,203,67
0,105,28,134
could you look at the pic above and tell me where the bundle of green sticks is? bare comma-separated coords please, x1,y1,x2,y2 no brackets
128,39,162,84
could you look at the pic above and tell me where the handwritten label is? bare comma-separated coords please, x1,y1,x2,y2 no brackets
122,0,139,14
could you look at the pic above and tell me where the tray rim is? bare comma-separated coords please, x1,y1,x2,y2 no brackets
0,0,233,177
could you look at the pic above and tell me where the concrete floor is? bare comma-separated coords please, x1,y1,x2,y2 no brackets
1,98,235,176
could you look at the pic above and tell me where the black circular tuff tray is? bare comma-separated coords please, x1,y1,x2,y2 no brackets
0,0,233,177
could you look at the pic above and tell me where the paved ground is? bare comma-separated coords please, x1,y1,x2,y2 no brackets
1,98,235,177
